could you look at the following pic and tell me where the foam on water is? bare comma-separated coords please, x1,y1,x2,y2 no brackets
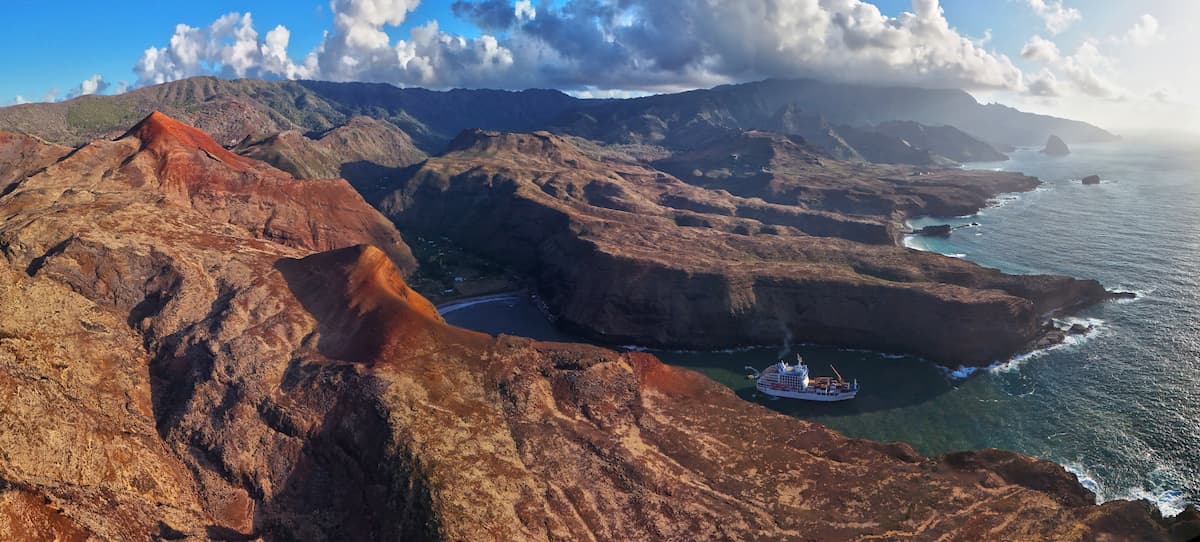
939,317,1107,380
1111,285,1156,304
988,317,1106,375
1063,463,1193,517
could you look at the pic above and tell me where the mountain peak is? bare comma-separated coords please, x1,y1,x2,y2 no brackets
123,111,257,170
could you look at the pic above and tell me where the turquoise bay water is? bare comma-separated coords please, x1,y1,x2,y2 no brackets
444,139,1200,515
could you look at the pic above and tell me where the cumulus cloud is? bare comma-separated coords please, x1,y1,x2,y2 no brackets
450,0,517,30
310,0,515,88
40,88,59,103
494,0,1025,91
11,96,29,105
1119,14,1160,46
66,74,110,99
1026,68,1063,97
514,0,535,22
1020,35,1060,63
1026,0,1081,35
129,0,1024,94
134,12,312,85
1021,35,1121,99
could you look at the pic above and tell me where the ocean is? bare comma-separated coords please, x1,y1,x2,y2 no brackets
443,139,1200,516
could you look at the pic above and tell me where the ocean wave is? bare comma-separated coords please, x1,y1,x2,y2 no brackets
1061,463,1193,517
988,317,1106,375
947,253,967,258
946,366,980,379
1111,284,1155,304
940,317,1106,379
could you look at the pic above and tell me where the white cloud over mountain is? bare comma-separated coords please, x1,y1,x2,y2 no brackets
1020,36,1122,99
7,0,1153,130
130,0,1026,94
67,74,110,99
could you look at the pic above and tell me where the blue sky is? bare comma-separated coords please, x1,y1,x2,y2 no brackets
0,1,1190,130
1,1,467,100
0,0,1026,99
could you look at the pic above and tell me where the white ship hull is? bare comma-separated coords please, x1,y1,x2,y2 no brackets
748,357,859,402
756,383,858,401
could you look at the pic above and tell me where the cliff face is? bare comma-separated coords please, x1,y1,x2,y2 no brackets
378,129,1110,365
653,130,1031,218
233,115,427,191
868,120,1009,163
0,116,1184,539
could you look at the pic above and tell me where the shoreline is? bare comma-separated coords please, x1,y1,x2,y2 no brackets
435,290,526,315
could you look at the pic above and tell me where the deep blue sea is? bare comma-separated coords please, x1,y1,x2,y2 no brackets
444,139,1200,516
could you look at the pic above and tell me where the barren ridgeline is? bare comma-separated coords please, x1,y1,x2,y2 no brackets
0,112,1193,539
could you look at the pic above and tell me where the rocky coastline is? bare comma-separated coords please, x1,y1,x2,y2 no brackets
0,113,1191,539
374,129,1126,367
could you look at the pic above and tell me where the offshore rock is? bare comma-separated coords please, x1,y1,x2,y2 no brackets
1043,135,1071,156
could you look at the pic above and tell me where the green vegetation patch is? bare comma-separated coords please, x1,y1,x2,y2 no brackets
65,98,138,134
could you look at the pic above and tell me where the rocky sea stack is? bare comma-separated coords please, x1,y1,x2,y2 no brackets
1082,174,1101,185
1043,134,1072,155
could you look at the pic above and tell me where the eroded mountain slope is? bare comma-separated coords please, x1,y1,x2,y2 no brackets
0,112,1188,541
377,130,1114,365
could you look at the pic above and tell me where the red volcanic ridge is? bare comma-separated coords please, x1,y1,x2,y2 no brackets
123,110,259,172
113,111,421,274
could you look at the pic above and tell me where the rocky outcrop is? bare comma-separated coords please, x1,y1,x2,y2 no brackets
915,224,954,237
377,129,1117,365
1043,135,1071,155
1082,174,1101,185
0,117,1182,538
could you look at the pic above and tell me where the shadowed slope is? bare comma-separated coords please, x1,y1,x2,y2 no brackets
377,129,1114,365
276,245,479,363
234,116,427,192
0,107,1192,541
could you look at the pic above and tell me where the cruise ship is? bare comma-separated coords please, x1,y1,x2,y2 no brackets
746,355,859,401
